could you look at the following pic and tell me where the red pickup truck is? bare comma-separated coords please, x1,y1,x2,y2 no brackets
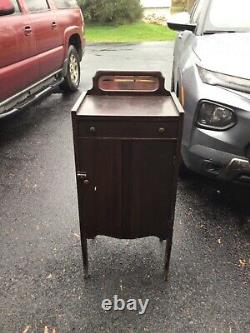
0,0,85,118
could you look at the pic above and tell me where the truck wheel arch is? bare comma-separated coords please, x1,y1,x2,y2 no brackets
64,27,83,60
68,34,82,60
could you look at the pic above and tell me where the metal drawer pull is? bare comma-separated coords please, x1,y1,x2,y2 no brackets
89,126,96,134
158,127,166,135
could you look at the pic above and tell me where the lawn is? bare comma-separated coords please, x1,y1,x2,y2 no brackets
85,22,177,44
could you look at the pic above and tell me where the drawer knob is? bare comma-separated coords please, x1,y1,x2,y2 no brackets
158,127,166,135
89,126,96,134
84,179,90,185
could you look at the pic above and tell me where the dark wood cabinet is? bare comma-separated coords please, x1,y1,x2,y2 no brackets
72,72,184,279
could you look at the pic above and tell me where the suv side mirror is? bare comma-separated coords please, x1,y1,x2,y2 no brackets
167,12,196,32
0,0,15,16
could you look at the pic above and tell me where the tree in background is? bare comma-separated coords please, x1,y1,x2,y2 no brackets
78,0,143,25
171,0,196,12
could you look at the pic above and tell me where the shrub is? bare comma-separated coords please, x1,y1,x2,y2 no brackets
78,0,143,25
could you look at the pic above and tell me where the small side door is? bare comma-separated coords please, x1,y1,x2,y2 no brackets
23,0,64,78
0,0,39,102
77,139,123,239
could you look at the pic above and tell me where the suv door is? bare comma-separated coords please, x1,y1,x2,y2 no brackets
24,0,64,78
0,0,39,103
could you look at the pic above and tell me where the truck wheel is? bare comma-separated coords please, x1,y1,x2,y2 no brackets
61,46,80,92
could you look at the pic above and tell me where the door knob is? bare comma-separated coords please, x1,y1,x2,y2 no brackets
158,127,166,135
89,126,96,134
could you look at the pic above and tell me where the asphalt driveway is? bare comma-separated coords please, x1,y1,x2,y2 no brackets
0,42,249,333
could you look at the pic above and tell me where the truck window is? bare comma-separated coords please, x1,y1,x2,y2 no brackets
25,0,50,12
0,0,21,15
54,0,78,9
12,0,21,13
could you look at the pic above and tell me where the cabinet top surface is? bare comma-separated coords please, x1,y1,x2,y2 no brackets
76,95,180,118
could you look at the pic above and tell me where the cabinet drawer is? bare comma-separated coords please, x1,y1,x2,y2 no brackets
77,121,178,139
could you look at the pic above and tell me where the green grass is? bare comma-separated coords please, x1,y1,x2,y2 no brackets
85,22,177,44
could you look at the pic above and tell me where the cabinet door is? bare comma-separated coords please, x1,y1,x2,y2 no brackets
122,141,176,239
77,139,122,238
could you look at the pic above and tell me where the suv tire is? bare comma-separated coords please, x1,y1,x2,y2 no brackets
61,45,80,92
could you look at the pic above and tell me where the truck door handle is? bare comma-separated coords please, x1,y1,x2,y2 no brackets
51,21,57,29
24,26,32,36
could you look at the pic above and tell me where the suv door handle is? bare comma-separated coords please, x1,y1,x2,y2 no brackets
24,26,32,36
51,21,57,29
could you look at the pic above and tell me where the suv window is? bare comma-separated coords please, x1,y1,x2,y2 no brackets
190,0,203,24
25,0,49,12
54,0,78,9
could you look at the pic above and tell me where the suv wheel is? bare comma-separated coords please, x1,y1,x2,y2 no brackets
61,46,80,92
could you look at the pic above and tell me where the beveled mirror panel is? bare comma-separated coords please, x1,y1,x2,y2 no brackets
98,75,160,92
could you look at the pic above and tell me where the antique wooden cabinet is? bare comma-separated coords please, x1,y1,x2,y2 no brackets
72,71,184,279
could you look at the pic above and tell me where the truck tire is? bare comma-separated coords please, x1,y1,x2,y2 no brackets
61,46,80,92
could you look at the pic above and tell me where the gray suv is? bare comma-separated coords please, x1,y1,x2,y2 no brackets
168,0,250,183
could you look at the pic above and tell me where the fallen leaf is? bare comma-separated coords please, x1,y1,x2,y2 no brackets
239,259,247,268
22,326,31,333
73,233,80,239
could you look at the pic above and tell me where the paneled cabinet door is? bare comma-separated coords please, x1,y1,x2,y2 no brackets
77,138,122,238
121,140,177,239
77,138,176,239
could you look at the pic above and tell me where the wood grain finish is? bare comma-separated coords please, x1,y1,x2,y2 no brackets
76,120,178,139
77,139,122,238
76,95,179,118
72,71,184,279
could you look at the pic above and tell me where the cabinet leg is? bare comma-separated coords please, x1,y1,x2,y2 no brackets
81,237,89,279
164,236,172,281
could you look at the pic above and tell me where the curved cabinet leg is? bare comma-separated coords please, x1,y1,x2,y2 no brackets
81,237,89,279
